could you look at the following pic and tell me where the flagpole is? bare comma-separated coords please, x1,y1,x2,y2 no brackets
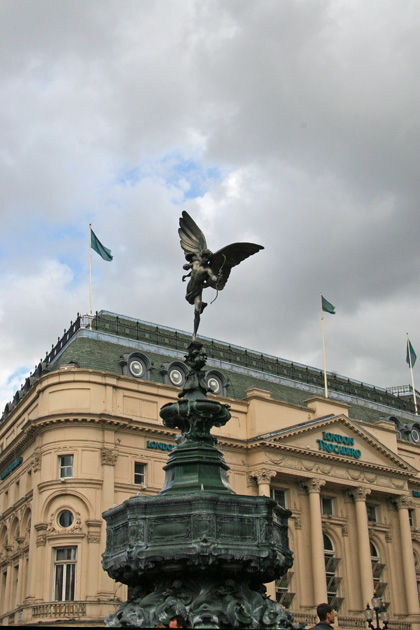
407,333,418,415
89,224,92,327
321,293,328,398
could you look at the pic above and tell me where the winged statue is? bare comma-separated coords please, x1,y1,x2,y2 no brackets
179,211,264,340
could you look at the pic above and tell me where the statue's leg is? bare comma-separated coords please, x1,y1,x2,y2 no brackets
193,297,201,340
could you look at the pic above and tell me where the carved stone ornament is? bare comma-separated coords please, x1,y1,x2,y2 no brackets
396,496,414,510
47,512,83,536
47,513,57,534
267,454,284,465
297,482,308,495
295,517,302,530
385,532,392,543
304,478,326,494
350,487,371,502
32,448,41,472
87,519,102,544
364,473,377,484
249,468,277,485
342,524,349,537
101,448,118,466
391,478,406,490
35,523,47,547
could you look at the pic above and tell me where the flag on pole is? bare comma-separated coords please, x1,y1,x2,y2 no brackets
91,229,113,261
321,296,336,315
407,339,417,368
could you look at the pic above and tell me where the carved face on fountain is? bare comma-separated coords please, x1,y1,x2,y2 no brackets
184,342,207,372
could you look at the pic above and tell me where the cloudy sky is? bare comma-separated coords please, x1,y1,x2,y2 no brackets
1,0,420,410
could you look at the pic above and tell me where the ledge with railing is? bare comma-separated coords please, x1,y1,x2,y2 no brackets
32,601,87,618
2,309,418,425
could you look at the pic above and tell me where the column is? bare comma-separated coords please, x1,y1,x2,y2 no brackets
305,478,328,604
250,468,277,497
86,521,102,599
16,552,24,606
396,496,420,616
4,564,12,613
100,446,117,595
27,448,41,601
34,525,47,601
249,468,277,600
351,487,374,608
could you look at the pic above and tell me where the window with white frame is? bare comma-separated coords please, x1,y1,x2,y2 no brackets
134,462,145,485
53,547,76,602
59,455,73,479
270,488,286,508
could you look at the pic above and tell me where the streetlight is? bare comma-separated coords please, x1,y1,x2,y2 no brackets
364,597,389,630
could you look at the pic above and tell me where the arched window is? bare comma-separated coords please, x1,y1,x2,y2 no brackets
370,541,388,600
324,533,343,611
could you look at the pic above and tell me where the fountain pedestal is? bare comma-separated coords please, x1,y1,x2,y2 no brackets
102,342,299,629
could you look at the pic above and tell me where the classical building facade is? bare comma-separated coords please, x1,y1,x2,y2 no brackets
1,311,420,627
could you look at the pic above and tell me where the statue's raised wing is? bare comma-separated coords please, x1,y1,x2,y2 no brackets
179,211,207,258
208,242,264,290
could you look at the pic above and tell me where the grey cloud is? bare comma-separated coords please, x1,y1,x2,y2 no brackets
1,0,420,409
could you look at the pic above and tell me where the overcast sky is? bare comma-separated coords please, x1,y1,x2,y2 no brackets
1,0,420,410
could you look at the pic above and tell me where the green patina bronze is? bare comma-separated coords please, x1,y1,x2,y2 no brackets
102,341,300,629
101,214,299,629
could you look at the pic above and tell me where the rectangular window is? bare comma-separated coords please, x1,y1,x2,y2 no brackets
321,497,334,516
26,470,32,494
1,571,7,614
134,463,145,485
59,455,73,479
366,504,377,523
54,547,76,602
409,509,415,527
11,565,19,608
270,488,286,507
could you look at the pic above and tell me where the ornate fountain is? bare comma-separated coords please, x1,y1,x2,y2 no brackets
101,213,300,628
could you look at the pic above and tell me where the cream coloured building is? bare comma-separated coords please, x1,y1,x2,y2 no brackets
1,311,420,627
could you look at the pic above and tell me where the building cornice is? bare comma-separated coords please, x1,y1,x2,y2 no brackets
251,441,414,478
37,478,103,492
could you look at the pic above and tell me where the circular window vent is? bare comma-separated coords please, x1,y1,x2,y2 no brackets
205,370,228,397
58,510,74,528
207,375,223,394
169,367,185,387
129,358,145,378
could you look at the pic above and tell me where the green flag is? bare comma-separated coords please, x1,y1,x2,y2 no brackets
321,295,335,315
91,228,113,261
407,339,417,368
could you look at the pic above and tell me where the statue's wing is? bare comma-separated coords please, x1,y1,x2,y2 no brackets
178,211,207,257
208,242,264,290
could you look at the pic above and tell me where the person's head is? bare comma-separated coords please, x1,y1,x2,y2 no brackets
169,615,187,629
317,603,335,625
